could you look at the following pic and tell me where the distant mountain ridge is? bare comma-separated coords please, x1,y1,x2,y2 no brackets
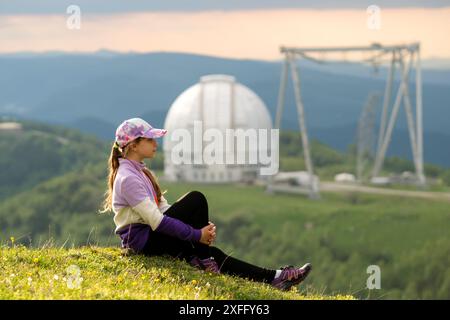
1,51,449,166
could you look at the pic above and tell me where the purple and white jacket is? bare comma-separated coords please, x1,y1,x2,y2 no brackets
112,158,201,252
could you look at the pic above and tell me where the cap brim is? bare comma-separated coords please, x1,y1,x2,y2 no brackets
142,128,167,139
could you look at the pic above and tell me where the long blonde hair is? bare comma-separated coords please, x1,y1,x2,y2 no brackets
99,137,163,213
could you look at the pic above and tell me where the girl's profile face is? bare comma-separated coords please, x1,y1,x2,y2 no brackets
133,138,158,159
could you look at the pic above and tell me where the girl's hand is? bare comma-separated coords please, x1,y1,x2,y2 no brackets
199,222,216,245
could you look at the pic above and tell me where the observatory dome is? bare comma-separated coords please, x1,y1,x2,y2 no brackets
163,74,273,183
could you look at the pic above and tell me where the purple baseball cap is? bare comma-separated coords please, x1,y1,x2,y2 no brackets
115,118,167,148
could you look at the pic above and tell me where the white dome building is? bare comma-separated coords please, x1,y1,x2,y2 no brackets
163,74,273,183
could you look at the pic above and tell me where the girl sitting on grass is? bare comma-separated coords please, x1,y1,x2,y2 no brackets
100,118,311,291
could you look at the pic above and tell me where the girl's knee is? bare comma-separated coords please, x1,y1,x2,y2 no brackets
190,190,206,199
187,190,207,206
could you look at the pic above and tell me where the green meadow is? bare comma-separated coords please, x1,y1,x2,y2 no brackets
0,246,355,300
1,122,449,299
160,177,450,299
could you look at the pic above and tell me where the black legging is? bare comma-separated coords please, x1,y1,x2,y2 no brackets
142,190,276,283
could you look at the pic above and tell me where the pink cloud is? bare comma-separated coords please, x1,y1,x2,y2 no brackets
1,8,449,59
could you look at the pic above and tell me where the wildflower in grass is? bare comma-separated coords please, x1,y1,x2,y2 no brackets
53,275,59,280
33,258,39,263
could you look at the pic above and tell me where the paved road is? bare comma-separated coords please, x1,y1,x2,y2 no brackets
320,182,450,202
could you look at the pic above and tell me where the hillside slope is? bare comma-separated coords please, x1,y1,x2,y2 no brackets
0,245,354,300
0,119,109,200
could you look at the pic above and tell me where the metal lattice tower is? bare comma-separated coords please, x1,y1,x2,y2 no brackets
357,92,380,182
268,43,426,198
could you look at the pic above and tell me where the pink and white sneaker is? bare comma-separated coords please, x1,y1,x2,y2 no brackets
188,256,220,274
271,263,312,291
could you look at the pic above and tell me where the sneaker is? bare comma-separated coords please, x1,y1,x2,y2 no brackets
271,263,312,291
188,256,203,269
199,257,220,274
188,256,220,274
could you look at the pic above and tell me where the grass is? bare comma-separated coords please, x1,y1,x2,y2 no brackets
159,178,450,257
3,169,449,299
0,245,354,300
152,175,450,299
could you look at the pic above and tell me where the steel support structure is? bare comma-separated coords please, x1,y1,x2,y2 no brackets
268,43,425,198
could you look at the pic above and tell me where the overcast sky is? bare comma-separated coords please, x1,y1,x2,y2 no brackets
1,0,450,14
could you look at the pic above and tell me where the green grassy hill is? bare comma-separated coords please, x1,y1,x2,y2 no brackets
2,120,450,299
0,245,354,300
0,119,109,201
2,168,450,299
0,162,115,246
161,179,450,300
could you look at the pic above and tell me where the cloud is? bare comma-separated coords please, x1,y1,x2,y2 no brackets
1,8,449,60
